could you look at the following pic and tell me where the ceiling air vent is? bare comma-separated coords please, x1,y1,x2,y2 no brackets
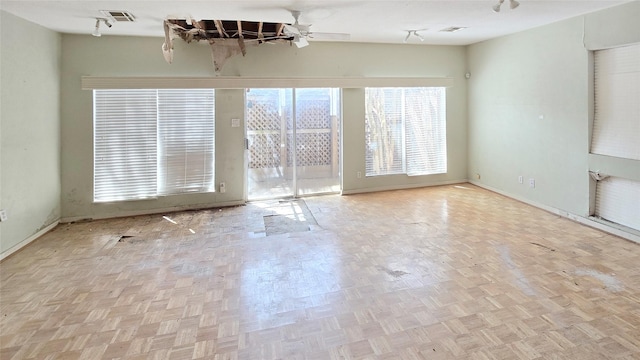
100,10,136,22
440,26,467,33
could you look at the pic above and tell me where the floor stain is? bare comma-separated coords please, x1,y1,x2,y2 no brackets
376,266,409,278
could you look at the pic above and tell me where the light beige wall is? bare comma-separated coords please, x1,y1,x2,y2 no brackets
0,11,61,256
467,1,640,219
60,36,468,220
583,1,640,50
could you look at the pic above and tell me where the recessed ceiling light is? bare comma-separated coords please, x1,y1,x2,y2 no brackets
440,26,467,33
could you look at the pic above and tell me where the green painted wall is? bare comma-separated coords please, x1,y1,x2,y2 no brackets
60,37,468,220
467,1,640,218
0,11,61,254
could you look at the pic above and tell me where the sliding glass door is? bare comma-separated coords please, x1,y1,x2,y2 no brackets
246,88,341,200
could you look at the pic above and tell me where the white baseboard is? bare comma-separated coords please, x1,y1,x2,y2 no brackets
469,180,640,244
341,179,467,195
1,221,60,261
60,200,245,224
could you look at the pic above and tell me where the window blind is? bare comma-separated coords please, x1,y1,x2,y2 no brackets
591,43,640,160
94,89,215,202
365,88,405,176
595,177,640,231
158,89,215,195
404,87,447,176
365,87,447,177
94,89,158,202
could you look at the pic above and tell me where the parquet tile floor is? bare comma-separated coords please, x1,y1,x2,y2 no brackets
1,184,640,359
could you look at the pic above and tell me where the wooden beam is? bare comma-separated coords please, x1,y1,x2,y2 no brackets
258,22,264,42
214,20,228,37
237,20,246,55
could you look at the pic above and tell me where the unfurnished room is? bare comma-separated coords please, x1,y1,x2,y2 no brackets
1,1,639,359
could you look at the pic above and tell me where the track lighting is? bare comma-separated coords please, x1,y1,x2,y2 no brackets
92,18,112,37
92,19,101,37
493,0,520,12
403,30,425,43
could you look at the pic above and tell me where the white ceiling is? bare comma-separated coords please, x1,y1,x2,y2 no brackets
0,0,629,46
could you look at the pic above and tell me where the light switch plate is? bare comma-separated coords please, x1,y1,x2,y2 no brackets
231,118,240,127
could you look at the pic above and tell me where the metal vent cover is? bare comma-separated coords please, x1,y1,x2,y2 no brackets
100,10,136,22
439,26,467,33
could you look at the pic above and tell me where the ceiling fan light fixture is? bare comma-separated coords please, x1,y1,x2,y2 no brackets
492,0,505,12
510,0,520,9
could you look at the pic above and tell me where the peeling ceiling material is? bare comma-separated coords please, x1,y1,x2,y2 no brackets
163,18,293,73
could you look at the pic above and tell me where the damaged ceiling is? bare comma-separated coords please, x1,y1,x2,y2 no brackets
163,18,295,72
162,10,350,73
0,1,631,72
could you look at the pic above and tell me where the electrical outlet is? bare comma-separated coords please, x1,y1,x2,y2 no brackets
0,209,7,222
518,175,523,184
357,171,362,179
475,173,481,180
220,182,226,193
529,178,535,188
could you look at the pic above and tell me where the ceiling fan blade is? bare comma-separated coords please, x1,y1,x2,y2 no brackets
283,24,301,35
293,35,309,48
307,32,351,41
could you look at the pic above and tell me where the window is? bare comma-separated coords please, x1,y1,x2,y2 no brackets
590,43,640,231
595,177,640,231
591,43,640,160
94,89,215,202
365,87,446,177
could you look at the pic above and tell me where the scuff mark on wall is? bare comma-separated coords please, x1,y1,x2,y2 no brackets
36,208,60,233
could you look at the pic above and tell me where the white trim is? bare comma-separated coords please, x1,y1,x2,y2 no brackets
60,200,245,223
1,221,59,261
469,181,640,244
81,76,455,90
341,179,466,195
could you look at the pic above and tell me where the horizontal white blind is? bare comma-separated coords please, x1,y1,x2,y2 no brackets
365,88,405,176
405,87,447,176
591,43,640,160
365,87,447,177
595,177,640,231
158,89,215,195
94,90,158,202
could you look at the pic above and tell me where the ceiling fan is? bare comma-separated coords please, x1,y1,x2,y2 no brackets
282,10,350,48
